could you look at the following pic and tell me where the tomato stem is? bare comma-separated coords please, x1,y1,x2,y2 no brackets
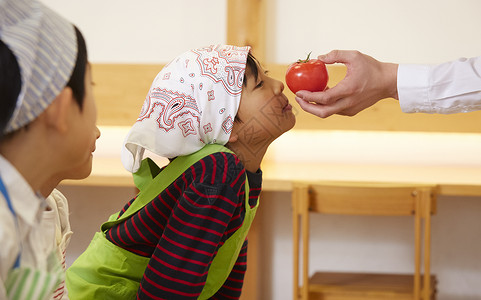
297,51,312,63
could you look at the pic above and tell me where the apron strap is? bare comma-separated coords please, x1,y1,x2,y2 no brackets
0,175,21,269
0,176,17,217
198,175,259,300
101,144,233,231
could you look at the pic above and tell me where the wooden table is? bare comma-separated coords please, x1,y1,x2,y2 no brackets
261,162,481,197
60,130,481,300
62,157,481,196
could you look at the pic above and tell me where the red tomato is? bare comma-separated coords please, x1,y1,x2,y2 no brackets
285,53,329,94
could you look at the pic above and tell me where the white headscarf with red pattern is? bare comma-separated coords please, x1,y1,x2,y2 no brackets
121,44,251,173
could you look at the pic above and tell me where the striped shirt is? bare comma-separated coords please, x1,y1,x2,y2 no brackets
106,151,262,299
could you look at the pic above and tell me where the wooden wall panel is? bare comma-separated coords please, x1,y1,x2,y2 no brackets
227,0,266,61
92,63,481,133
91,63,163,126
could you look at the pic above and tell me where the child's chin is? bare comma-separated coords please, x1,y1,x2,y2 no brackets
65,161,93,181
284,116,296,132
275,120,296,140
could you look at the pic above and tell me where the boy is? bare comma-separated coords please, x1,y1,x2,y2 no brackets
66,44,295,299
0,0,100,298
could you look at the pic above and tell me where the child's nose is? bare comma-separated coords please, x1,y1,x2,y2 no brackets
95,126,101,139
273,78,284,94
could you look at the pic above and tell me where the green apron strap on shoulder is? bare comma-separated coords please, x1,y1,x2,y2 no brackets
133,157,161,192
101,144,233,231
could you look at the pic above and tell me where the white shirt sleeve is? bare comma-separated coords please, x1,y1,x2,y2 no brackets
398,56,481,114
45,189,72,300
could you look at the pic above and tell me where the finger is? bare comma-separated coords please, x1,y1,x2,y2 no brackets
295,97,348,118
295,90,336,106
318,49,356,65
296,82,351,105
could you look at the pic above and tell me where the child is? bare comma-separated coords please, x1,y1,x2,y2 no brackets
0,0,100,299
66,44,296,299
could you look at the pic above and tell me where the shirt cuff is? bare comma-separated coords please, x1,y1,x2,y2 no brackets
397,64,431,113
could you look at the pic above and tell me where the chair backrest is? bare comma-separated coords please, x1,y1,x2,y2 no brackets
305,182,437,216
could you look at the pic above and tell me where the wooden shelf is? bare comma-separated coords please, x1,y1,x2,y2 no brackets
306,272,436,300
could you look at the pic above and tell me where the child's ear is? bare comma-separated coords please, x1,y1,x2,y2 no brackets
44,87,75,133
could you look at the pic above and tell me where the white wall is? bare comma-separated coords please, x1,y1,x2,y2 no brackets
43,0,481,299
42,0,227,63
268,0,481,64
43,0,481,64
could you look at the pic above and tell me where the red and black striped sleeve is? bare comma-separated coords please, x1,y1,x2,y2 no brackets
105,151,262,300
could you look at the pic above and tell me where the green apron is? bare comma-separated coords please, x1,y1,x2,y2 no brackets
66,144,259,299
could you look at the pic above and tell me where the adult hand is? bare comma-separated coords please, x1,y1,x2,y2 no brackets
295,50,399,118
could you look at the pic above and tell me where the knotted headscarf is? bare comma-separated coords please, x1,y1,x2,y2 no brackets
121,44,251,173
0,0,77,133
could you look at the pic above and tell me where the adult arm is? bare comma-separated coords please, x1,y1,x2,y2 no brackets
398,56,481,113
296,50,481,117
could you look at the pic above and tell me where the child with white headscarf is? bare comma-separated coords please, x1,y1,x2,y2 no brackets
66,44,296,299
0,0,100,299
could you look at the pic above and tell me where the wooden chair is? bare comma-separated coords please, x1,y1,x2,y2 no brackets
292,181,437,300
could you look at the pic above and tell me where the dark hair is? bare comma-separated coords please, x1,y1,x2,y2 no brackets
0,39,21,137
0,26,88,139
235,52,260,124
66,26,88,110
243,52,259,87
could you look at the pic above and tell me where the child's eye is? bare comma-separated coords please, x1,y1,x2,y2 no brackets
255,80,264,89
